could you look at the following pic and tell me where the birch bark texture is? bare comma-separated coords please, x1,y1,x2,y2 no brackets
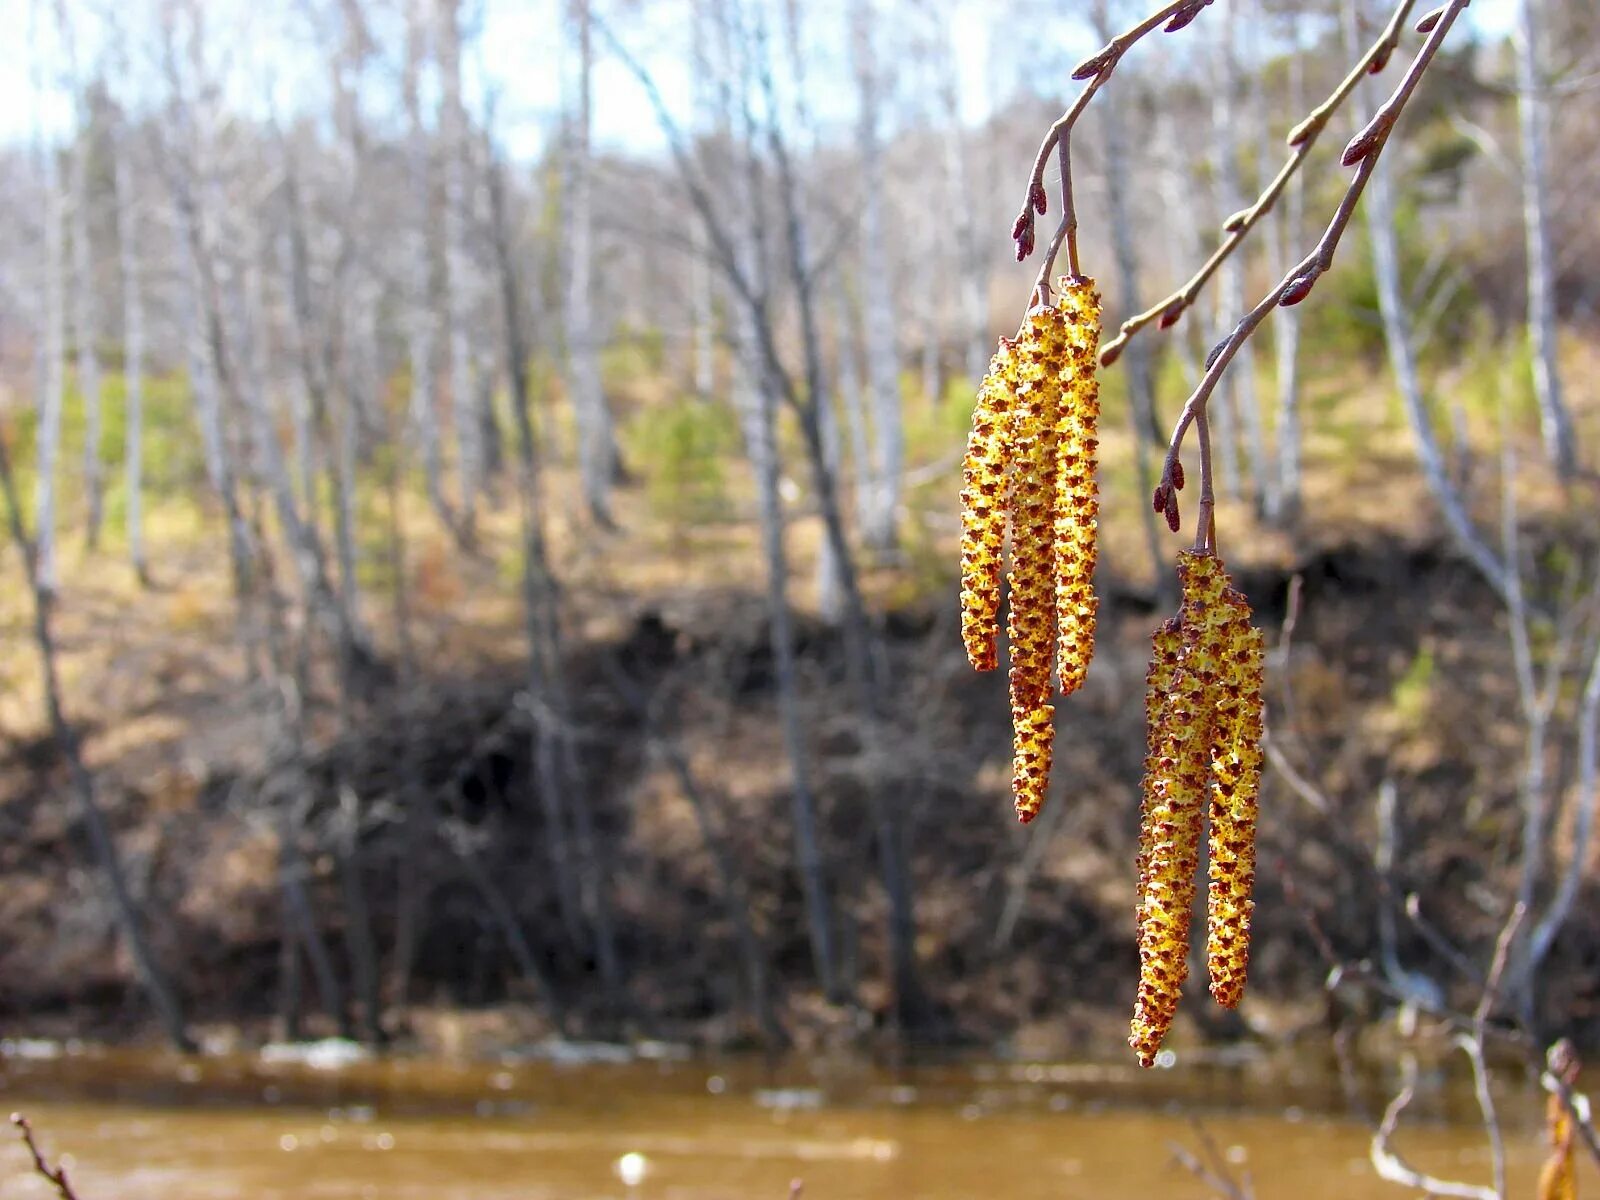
852,0,904,557
564,0,618,528
1513,0,1577,478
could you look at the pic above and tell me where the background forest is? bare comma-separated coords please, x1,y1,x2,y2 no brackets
0,0,1596,1089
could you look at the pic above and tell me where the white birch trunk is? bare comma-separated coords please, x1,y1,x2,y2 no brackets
437,0,483,531
1210,2,1259,510
69,121,105,550
564,0,616,527
34,152,66,594
113,115,146,581
852,0,902,556
1350,0,1510,601
1268,7,1305,526
403,0,450,527
1514,0,1577,477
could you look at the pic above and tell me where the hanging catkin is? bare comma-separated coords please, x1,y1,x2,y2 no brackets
959,279,1102,824
1130,550,1264,1065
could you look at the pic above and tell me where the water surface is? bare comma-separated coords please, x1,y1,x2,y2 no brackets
0,1041,1584,1198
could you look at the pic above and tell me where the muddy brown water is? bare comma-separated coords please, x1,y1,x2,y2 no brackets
0,1041,1588,1198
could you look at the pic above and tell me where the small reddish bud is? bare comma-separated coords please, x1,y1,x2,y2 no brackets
1030,180,1048,215
1164,490,1181,533
1071,48,1113,81
1171,460,1185,491
1279,272,1317,307
1158,299,1186,329
1164,0,1212,33
1153,485,1167,514
1012,212,1035,261
1341,117,1386,166
1416,6,1445,33
1368,45,1393,74
1100,340,1124,368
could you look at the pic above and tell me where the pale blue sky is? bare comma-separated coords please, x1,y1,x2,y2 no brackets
0,0,1522,159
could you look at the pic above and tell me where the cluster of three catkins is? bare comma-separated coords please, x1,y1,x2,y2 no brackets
958,279,1102,824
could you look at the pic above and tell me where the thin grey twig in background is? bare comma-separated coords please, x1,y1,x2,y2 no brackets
11,1114,81,1200
1152,0,1472,542
1168,1115,1255,1200
1100,0,1416,366
1455,902,1527,1200
1370,1056,1500,1200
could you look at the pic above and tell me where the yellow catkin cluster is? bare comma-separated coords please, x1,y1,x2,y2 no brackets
959,340,1019,673
1130,550,1265,1065
958,279,1101,824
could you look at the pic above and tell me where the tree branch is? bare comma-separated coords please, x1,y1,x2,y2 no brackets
1012,0,1212,297
1153,0,1471,538
11,1114,81,1200
1101,0,1417,366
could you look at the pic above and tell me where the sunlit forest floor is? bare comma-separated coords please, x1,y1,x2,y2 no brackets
2,330,1598,1057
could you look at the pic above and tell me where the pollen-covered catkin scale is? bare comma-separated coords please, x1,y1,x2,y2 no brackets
1206,588,1264,1009
1129,615,1211,1067
1005,309,1065,715
1050,279,1102,696
1011,702,1054,823
959,339,1020,672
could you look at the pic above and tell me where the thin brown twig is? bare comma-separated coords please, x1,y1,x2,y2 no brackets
11,1114,81,1200
1100,0,1417,366
1153,0,1471,539
1167,1115,1255,1200
1012,0,1212,301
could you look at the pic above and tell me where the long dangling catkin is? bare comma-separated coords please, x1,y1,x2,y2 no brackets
1206,588,1263,1009
958,284,1102,824
1005,309,1064,717
1050,279,1102,697
1129,614,1212,1067
959,340,1020,673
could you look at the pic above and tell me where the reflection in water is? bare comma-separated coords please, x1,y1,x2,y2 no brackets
0,1042,1585,1199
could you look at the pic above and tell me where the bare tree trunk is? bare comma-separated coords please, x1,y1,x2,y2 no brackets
68,121,105,551
34,150,66,594
279,818,353,1039
932,24,987,385
1211,1,1261,510
1095,3,1164,590
486,132,623,1006
564,0,617,528
1514,0,1578,478
834,273,873,537
0,428,193,1052
403,0,453,531
277,908,304,1042
113,112,147,584
438,0,483,536
729,6,841,1000
852,0,903,557
1351,1,1510,602
336,788,384,1044
1269,6,1306,528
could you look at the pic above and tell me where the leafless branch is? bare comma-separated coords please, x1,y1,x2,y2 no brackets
1011,0,1212,301
11,1114,81,1200
1167,1116,1254,1200
1101,0,1417,366
1153,0,1471,541
1370,1056,1500,1200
